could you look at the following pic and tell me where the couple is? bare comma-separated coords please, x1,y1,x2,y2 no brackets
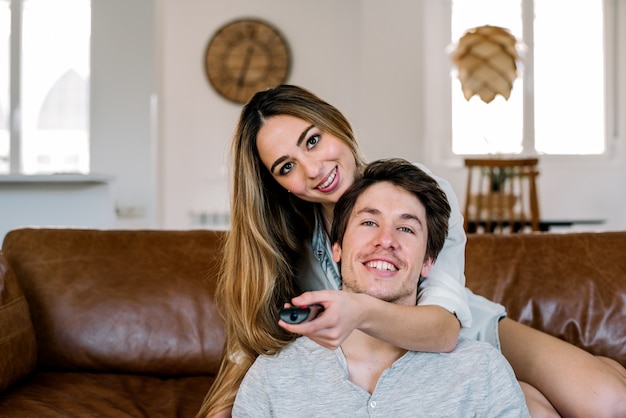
233,157,530,416
198,85,626,417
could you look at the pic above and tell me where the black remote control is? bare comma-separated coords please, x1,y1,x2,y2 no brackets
279,304,324,324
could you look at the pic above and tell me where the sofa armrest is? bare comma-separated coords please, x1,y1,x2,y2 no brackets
0,253,37,392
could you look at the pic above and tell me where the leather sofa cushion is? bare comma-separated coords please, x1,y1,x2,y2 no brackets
0,254,37,392
466,231,626,367
1,228,226,376
0,371,213,417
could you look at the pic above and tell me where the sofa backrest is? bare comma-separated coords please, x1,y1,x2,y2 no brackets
465,231,626,367
5,228,624,376
1,228,227,376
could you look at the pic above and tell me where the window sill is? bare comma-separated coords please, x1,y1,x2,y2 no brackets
0,173,112,184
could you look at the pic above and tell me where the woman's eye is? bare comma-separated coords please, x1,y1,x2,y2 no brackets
279,162,294,175
362,220,377,227
306,134,320,149
399,226,414,234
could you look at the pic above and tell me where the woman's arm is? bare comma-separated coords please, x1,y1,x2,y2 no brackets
358,296,461,352
284,291,460,352
414,163,472,329
286,164,469,352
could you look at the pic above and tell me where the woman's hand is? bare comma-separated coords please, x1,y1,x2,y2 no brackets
278,290,366,349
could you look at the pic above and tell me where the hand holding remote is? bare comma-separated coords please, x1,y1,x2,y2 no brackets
279,304,324,324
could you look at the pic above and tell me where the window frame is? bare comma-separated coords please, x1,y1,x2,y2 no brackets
423,0,620,165
3,0,91,175
8,0,22,173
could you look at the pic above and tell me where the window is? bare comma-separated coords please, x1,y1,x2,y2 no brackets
0,0,90,175
451,0,606,156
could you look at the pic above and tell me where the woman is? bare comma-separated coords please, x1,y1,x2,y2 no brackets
198,85,626,418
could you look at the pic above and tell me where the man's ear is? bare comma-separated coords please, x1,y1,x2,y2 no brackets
332,242,342,263
420,257,435,278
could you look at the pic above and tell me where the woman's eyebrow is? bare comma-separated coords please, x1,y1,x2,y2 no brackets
269,125,316,174
297,124,316,146
270,156,287,174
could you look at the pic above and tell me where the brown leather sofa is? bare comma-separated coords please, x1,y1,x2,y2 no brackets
1,228,625,417
0,229,225,417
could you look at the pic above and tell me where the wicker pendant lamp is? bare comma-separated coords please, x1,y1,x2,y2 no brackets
450,25,522,104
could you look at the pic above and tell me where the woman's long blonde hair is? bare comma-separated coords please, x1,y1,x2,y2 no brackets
197,85,366,416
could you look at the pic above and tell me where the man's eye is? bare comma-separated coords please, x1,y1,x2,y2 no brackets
279,162,294,175
306,134,320,149
362,220,377,227
399,226,414,234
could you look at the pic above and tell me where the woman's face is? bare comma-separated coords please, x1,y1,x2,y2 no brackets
256,115,357,206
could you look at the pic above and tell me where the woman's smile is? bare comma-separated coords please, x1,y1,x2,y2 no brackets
315,166,339,192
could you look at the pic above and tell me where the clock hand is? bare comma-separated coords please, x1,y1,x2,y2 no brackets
237,45,254,87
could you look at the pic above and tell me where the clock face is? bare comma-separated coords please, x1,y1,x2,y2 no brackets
205,19,291,104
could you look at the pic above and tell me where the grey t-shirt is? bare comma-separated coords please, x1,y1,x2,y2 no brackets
233,337,530,417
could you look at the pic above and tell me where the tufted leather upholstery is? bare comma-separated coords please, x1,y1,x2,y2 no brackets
1,228,625,416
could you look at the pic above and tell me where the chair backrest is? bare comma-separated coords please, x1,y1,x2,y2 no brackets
463,158,540,233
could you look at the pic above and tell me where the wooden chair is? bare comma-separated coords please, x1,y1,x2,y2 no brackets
463,158,541,233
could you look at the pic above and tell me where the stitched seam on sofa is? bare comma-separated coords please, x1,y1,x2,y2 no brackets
0,296,34,343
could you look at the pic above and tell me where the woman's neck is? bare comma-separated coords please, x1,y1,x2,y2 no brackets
320,204,335,235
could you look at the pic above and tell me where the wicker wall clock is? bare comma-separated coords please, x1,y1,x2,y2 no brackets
205,19,291,104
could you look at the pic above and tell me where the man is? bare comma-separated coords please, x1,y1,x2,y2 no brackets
232,158,529,417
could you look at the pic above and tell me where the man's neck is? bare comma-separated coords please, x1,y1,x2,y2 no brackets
340,330,407,394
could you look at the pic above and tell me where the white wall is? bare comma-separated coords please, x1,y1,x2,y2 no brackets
157,0,431,230
3,0,625,244
158,0,365,229
157,0,626,231
91,0,157,229
0,176,113,240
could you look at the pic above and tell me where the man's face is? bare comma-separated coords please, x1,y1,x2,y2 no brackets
332,181,433,305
